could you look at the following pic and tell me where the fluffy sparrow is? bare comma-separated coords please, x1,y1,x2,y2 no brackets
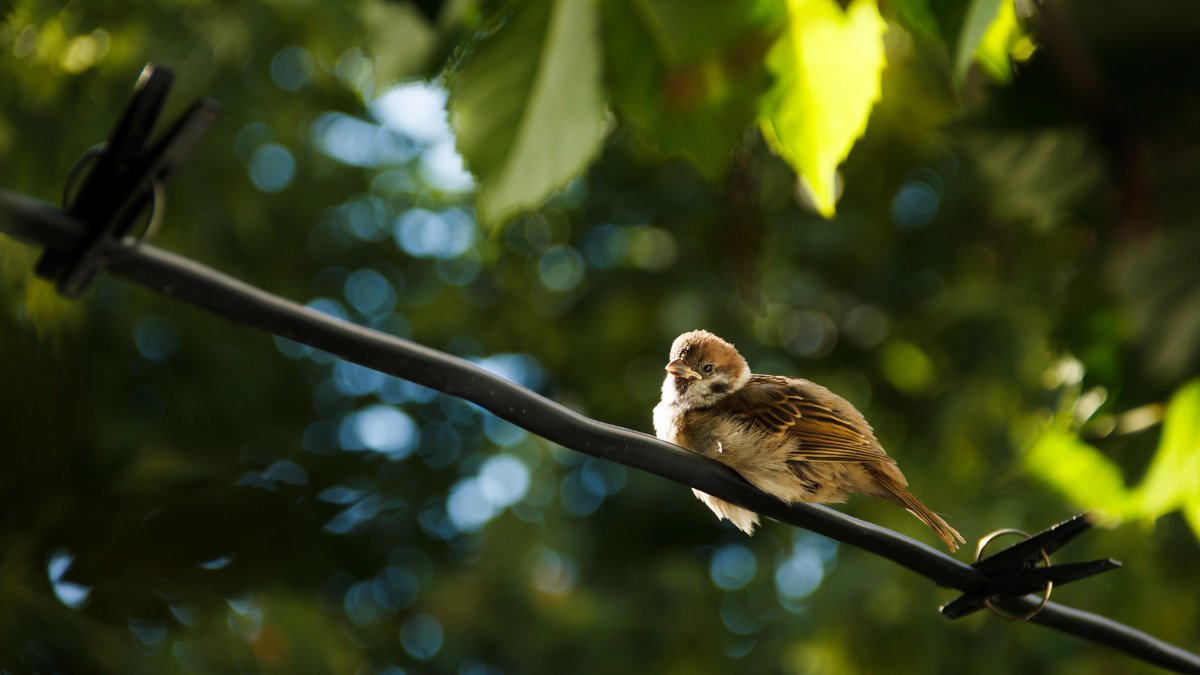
653,330,964,552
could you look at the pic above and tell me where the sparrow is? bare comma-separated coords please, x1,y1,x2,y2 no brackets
653,329,964,552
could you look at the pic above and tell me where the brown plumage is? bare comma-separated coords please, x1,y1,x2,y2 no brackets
653,330,964,552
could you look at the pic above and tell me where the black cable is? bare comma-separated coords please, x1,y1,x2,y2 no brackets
2,189,1198,673
110,242,987,587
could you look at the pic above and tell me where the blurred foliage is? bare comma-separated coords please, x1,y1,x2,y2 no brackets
447,0,607,225
970,0,1036,84
1023,375,1200,573
2,0,1200,674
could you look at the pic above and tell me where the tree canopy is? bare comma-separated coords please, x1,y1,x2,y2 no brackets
2,0,1199,673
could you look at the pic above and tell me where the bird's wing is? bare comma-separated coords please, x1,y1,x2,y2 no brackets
715,374,895,464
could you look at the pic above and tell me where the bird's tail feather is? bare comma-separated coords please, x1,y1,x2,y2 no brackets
871,471,964,552
692,488,760,535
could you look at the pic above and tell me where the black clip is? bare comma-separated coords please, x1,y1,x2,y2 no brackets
941,513,1121,620
35,62,221,298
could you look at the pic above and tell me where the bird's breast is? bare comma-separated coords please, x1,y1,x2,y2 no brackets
652,401,690,447
676,409,759,458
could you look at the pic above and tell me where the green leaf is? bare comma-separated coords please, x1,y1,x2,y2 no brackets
1135,379,1200,529
1023,427,1131,523
448,0,607,225
954,0,1038,85
1026,379,1200,535
1187,493,1200,540
759,0,887,218
973,0,1018,82
600,0,776,177
953,0,1003,82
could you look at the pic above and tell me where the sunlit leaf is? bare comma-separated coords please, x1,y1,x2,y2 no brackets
953,0,1002,82
759,0,887,217
954,0,1036,84
448,0,607,226
1023,427,1131,523
1186,494,1200,540
600,0,776,177
976,0,1037,83
1026,380,1200,535
1135,379,1200,528
973,0,1017,82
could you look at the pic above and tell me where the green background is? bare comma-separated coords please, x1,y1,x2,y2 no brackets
2,1,1198,673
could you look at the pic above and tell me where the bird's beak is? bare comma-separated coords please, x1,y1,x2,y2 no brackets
666,359,702,381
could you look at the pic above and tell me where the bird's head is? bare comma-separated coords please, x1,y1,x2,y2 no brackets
661,330,751,407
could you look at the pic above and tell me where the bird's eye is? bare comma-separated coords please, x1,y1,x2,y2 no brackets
702,363,715,375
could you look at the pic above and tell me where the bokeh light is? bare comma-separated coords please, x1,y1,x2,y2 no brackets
710,543,757,591
559,470,605,516
47,550,91,609
537,246,586,292
198,555,234,571
306,297,349,321
333,360,387,397
339,405,419,458
339,197,392,242
371,82,453,144
133,315,178,362
264,459,308,486
399,613,443,660
128,618,167,655
247,143,296,193
270,46,314,91
323,494,382,535
478,455,531,507
580,224,629,268
446,454,531,531
531,548,577,596
891,182,939,229
344,577,400,626
312,112,415,167
394,207,477,259
720,595,762,636
775,533,837,612
369,82,474,192
344,268,397,316
419,138,475,192
475,353,547,391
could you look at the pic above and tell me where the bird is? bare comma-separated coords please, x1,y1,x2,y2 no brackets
652,329,964,552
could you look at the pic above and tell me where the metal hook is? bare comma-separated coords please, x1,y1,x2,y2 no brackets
975,528,1053,621
63,145,164,245
62,143,107,210
35,62,220,298
941,514,1120,621
136,181,165,243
